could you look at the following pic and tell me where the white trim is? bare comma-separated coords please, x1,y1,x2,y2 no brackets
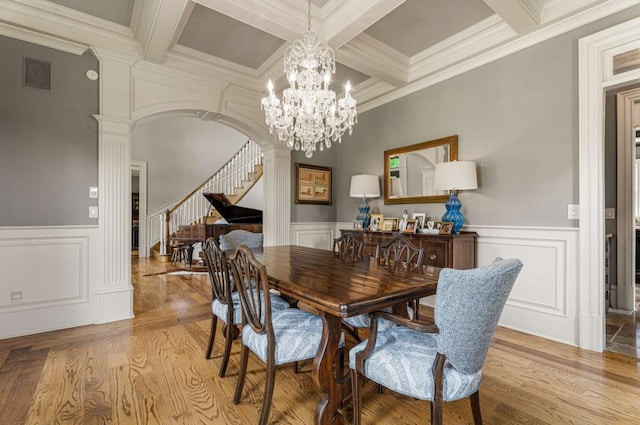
131,160,148,257
578,14,640,352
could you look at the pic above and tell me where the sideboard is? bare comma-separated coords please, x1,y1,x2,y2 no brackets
340,229,478,270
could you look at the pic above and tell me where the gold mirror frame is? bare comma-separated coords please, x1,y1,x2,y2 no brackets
384,135,458,205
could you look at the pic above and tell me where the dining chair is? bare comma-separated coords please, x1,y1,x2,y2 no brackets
350,258,523,425
201,237,290,377
343,236,425,340
333,232,364,262
219,229,263,250
229,245,343,425
376,236,425,319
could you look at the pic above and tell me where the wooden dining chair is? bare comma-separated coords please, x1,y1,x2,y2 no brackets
229,245,343,425
333,232,364,262
375,236,425,319
350,258,523,425
201,237,290,377
343,237,425,340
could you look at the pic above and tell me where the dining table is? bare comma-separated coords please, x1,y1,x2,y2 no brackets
252,245,439,425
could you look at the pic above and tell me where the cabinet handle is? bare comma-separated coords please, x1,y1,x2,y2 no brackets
430,254,437,261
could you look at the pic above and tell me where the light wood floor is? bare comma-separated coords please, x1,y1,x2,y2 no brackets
1,255,639,424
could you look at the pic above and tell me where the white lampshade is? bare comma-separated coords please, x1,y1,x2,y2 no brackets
349,174,380,198
433,161,478,191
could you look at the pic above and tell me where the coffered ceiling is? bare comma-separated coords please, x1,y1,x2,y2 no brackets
0,0,633,111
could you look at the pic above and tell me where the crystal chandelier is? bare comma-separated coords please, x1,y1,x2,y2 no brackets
261,0,357,158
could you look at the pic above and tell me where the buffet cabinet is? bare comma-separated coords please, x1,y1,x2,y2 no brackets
340,229,478,270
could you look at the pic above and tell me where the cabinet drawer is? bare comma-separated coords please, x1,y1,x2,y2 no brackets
422,241,447,268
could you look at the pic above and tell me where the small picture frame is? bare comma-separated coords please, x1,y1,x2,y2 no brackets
412,213,426,230
381,217,398,232
369,214,384,231
403,219,417,233
353,220,364,230
439,222,454,235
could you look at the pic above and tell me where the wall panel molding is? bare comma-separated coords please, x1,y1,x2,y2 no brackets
0,226,99,339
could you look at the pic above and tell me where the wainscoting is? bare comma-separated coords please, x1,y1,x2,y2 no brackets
0,226,99,339
299,222,580,347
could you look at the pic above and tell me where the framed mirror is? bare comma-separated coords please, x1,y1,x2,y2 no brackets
384,135,458,204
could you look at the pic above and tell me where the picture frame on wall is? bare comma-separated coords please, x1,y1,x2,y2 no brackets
295,163,332,205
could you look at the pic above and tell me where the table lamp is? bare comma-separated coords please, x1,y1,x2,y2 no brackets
349,174,380,229
433,161,478,234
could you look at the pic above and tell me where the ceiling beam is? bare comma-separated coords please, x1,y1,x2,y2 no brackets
482,0,542,34
134,0,193,63
322,0,405,49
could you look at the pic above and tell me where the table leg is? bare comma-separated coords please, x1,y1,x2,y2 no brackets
313,313,345,425
185,243,195,270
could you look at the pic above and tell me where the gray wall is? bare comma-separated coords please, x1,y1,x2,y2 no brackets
132,117,249,212
290,147,338,222
335,5,640,227
0,36,99,226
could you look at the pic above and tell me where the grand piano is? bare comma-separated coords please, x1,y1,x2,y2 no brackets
171,193,263,266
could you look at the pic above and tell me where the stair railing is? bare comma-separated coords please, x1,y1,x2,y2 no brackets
159,139,262,255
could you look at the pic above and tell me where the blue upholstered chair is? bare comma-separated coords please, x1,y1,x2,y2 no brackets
201,238,289,378
229,245,343,425
219,230,263,250
350,258,523,425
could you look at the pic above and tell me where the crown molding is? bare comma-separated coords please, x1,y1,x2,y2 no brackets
0,21,87,54
409,16,516,80
0,0,141,57
337,33,408,87
358,0,640,113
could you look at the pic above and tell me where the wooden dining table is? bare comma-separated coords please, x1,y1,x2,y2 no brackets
252,245,439,425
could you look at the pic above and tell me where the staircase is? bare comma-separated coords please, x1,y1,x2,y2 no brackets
152,139,263,259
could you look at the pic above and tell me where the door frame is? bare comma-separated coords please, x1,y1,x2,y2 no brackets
579,15,640,351
131,160,148,257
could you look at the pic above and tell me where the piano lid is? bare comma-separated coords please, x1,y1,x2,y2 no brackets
203,193,262,224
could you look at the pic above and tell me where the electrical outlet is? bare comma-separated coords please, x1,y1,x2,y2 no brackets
89,186,98,198
567,204,579,220
605,208,616,219
89,206,98,218
10,291,22,303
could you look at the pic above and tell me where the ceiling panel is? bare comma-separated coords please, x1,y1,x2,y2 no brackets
178,5,286,69
364,0,494,57
334,62,370,88
47,0,134,26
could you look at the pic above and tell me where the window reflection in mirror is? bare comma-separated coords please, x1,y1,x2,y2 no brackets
384,135,458,205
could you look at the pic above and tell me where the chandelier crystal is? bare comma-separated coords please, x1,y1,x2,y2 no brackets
261,0,357,158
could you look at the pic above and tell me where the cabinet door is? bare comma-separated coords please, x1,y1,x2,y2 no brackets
422,240,448,268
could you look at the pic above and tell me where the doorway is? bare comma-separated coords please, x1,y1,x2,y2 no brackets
131,161,148,257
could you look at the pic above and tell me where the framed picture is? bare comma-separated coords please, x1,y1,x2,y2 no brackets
412,213,426,230
295,163,332,204
369,213,384,231
381,217,398,231
353,220,363,230
439,222,454,235
403,219,417,233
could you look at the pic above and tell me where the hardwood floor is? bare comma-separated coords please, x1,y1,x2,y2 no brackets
1,255,639,424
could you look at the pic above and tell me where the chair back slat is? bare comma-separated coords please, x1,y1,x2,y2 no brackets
375,236,424,272
434,258,523,374
228,245,272,338
333,233,364,262
202,237,232,305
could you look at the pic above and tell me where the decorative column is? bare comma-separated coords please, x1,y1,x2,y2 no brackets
92,48,136,323
261,143,292,247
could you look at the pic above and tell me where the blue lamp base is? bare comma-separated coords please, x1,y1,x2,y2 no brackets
356,198,371,229
441,190,465,234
